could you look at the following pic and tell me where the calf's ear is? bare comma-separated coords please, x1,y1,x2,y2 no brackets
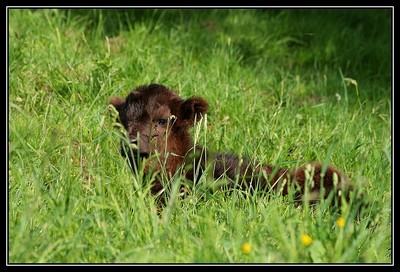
109,96,126,115
109,96,125,110
108,96,125,123
180,96,209,126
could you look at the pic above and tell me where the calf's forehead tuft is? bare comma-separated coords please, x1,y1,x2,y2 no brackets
127,85,181,108
123,85,182,119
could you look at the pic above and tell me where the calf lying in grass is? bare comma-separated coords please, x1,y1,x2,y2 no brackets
109,84,358,206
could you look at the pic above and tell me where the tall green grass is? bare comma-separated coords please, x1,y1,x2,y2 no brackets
8,8,391,263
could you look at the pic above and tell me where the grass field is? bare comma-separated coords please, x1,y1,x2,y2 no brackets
8,8,392,264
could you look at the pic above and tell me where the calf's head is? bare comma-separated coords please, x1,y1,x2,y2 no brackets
109,84,208,175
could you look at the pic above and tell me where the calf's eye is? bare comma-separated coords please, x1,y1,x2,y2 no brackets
158,119,168,125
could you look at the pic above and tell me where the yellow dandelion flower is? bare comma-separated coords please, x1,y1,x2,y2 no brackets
241,242,251,254
336,218,346,228
300,234,313,246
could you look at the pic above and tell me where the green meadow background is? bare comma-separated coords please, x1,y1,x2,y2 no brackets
8,8,392,263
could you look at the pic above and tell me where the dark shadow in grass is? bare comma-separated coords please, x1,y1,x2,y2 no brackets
279,9,392,85
63,9,230,37
61,8,391,100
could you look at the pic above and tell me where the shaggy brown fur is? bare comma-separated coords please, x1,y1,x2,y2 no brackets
109,84,354,205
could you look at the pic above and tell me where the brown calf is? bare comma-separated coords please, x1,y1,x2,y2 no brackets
109,84,355,205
